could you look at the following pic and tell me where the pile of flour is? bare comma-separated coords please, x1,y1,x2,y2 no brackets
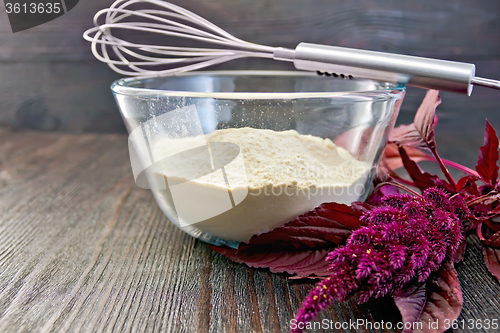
152,127,370,243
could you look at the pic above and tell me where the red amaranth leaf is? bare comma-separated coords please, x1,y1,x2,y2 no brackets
483,229,500,247
393,283,427,333
453,239,467,264
399,146,443,192
457,175,480,196
413,90,441,151
210,246,331,278
389,90,441,150
389,123,426,149
414,262,463,333
476,120,500,186
490,203,500,215
209,202,367,278
382,143,430,171
242,202,365,249
483,246,500,283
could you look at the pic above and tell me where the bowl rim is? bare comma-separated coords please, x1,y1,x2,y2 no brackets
111,70,406,100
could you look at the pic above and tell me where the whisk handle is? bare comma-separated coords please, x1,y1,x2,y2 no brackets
280,43,476,95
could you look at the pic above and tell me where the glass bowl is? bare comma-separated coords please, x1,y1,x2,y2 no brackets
112,71,405,248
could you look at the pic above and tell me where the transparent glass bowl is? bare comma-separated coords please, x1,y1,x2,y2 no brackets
112,71,405,248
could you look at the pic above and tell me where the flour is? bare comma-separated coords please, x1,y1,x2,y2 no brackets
151,127,371,243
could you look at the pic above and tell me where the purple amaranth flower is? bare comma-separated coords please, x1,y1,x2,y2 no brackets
291,188,468,333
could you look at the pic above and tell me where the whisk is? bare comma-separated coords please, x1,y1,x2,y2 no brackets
83,0,500,95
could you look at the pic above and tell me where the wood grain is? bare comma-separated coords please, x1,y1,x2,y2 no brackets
0,130,500,332
0,0,499,132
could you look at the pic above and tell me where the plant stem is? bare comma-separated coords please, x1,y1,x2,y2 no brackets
476,222,485,241
466,191,500,206
429,147,457,190
418,155,479,178
390,173,416,187
375,181,420,196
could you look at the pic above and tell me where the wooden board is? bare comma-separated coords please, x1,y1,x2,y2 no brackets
0,0,499,132
0,130,500,332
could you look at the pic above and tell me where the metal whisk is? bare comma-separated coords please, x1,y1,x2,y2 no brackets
83,0,500,95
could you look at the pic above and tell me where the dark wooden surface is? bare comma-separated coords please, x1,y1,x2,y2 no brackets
1,125,500,332
0,0,499,132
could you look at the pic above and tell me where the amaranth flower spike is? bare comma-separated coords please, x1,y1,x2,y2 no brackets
292,188,467,332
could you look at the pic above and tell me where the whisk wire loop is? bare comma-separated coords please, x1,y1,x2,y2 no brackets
83,0,276,76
